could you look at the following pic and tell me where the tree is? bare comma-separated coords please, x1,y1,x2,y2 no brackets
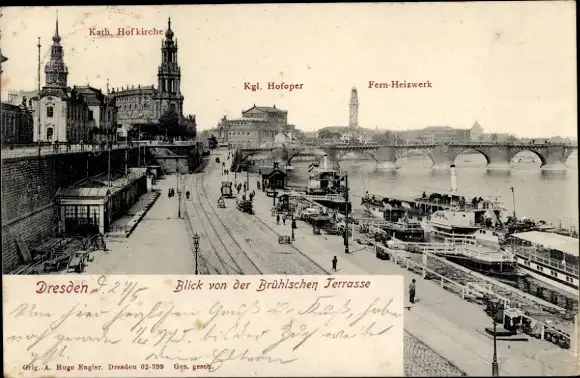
158,107,181,137
507,134,518,142
377,130,398,144
317,129,342,139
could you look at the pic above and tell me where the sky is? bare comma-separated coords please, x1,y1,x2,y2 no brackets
0,3,576,137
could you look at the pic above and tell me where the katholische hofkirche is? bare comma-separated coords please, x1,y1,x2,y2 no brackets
111,18,196,134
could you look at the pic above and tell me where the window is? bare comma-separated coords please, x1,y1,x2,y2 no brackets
77,205,88,218
46,127,54,141
88,110,94,121
47,106,54,117
550,270,558,277
64,206,76,219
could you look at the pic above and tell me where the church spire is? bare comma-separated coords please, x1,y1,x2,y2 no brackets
53,10,61,43
165,17,174,40
45,12,68,88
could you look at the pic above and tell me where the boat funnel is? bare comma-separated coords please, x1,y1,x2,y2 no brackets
323,154,328,170
450,164,458,192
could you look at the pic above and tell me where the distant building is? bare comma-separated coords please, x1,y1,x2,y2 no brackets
1,98,33,144
216,105,292,148
396,126,471,144
74,86,118,139
470,121,484,141
340,131,354,143
274,131,296,146
358,133,373,144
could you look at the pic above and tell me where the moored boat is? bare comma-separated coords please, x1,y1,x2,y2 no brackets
504,231,579,297
361,194,424,241
304,155,351,214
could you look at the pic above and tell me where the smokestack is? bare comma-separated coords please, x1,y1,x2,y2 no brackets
323,154,328,170
450,164,457,192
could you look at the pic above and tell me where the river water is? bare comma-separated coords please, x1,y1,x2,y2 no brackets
285,152,578,229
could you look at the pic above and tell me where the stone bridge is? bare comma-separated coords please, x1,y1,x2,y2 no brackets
235,142,577,170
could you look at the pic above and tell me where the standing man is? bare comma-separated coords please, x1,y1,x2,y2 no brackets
332,256,338,272
409,279,416,304
276,214,280,225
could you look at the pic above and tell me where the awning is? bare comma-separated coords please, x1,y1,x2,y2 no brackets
511,231,579,257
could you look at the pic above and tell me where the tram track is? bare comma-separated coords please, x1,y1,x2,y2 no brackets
186,181,239,274
206,154,329,275
194,172,263,274
183,157,263,275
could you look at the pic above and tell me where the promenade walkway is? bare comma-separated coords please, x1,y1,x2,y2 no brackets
84,175,195,275
214,150,576,377
0,140,197,159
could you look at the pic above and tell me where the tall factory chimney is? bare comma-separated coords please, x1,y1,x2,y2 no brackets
349,87,359,129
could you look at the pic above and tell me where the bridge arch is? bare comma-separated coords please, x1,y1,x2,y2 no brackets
453,148,492,165
240,151,262,162
510,149,547,166
399,149,435,166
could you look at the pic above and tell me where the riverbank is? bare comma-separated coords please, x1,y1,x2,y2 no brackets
204,150,576,376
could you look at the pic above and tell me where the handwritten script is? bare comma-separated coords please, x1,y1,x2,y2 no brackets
3,275,404,377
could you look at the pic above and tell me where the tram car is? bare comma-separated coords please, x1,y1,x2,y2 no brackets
236,197,254,214
221,181,233,198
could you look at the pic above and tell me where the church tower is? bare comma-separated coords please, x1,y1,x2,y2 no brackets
44,16,68,88
155,18,184,119
349,87,359,129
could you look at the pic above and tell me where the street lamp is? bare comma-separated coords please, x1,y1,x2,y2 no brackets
193,233,200,275
491,301,502,376
291,213,296,241
177,171,181,219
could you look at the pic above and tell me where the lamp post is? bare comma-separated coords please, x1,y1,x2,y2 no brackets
177,170,181,219
491,302,500,376
344,172,350,254
193,233,200,275
36,38,41,155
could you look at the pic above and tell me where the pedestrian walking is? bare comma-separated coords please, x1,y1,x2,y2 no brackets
277,214,280,224
409,279,416,304
283,215,286,225
332,256,338,272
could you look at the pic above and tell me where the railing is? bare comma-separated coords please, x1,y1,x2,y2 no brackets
1,140,199,159
450,245,515,263
442,235,478,245
374,243,576,348
415,198,504,211
515,246,579,276
0,142,131,158
297,193,345,202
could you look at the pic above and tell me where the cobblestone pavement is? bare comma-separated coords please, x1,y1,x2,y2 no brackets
404,331,466,376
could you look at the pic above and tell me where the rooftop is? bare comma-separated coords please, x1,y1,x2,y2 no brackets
243,105,287,114
511,231,579,256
